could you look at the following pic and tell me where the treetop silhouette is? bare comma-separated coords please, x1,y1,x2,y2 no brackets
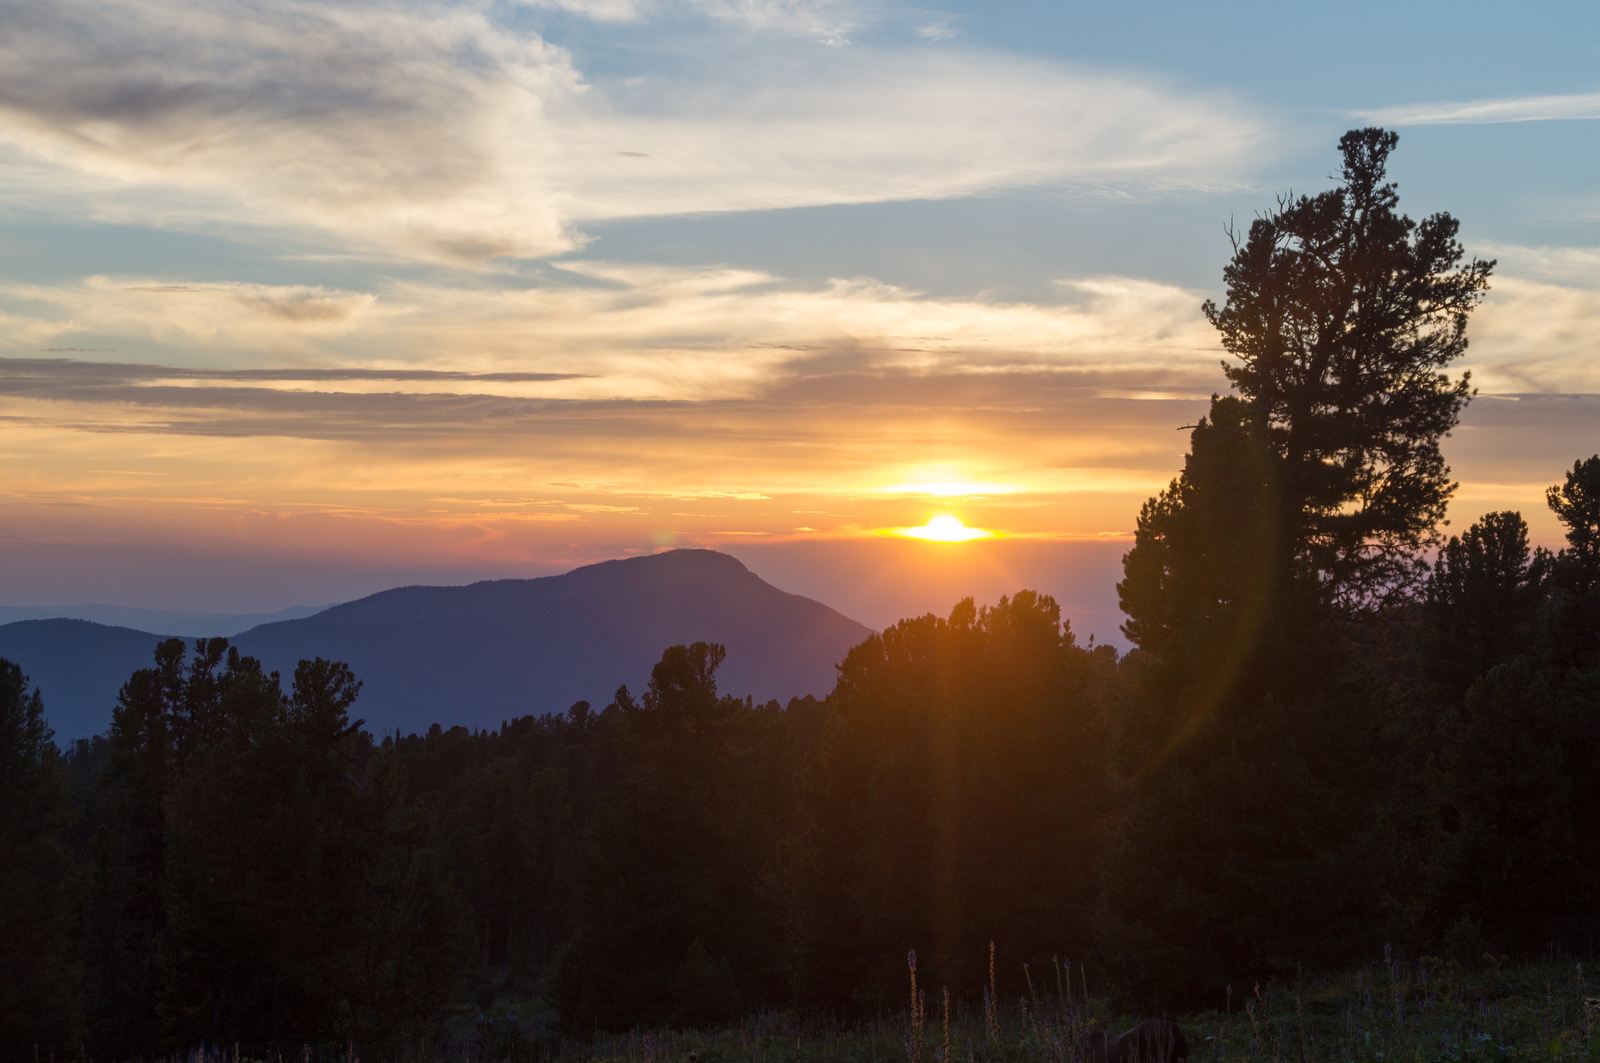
1203,127,1494,608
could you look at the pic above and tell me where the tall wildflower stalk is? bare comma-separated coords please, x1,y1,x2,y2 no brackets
907,950,925,1063
986,942,1000,1048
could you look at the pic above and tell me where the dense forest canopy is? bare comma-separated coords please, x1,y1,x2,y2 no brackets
2,130,1597,1060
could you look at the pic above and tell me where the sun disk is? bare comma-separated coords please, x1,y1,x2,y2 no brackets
887,515,999,542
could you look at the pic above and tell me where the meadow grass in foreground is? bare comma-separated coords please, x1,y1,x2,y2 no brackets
514,955,1599,1063
173,953,1600,1063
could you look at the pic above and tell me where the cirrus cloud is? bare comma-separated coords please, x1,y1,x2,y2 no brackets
1356,90,1600,126
0,0,1266,263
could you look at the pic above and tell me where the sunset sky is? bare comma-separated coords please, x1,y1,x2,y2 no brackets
2,0,1597,638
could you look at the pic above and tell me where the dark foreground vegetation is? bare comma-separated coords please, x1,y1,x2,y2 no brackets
3,129,1598,1061
461,957,1600,1063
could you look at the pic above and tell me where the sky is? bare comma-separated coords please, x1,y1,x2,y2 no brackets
1,0,1597,640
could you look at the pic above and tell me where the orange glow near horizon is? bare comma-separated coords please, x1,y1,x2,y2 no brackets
887,515,999,543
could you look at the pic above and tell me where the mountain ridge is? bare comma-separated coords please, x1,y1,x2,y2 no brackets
0,549,871,741
0,602,327,636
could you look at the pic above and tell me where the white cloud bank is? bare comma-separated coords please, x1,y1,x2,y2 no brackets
0,0,1264,263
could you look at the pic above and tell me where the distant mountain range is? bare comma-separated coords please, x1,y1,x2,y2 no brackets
0,619,182,744
0,602,328,636
0,550,872,742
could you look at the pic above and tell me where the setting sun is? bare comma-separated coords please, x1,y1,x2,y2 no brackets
887,515,999,542
0,5,1589,1047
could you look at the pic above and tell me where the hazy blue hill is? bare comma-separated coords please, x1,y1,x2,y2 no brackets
0,619,175,742
4,549,871,741
0,602,326,636
233,549,871,736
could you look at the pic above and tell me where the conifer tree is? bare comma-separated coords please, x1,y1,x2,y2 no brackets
1103,129,1491,1002
558,643,793,1030
1545,455,1600,668
784,592,1115,1010
85,640,467,1054
1422,510,1550,703
1425,659,1579,953
1202,127,1493,610
0,660,82,1058
84,638,194,1057
1425,459,1600,955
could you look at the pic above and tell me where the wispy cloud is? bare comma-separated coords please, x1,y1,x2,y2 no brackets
0,279,376,350
0,0,1265,263
10,251,1595,405
516,0,652,22
0,267,1224,401
1458,243,1600,394
1468,281,1600,393
1357,90,1600,126
516,0,851,35
0,359,582,387
1473,243,1600,285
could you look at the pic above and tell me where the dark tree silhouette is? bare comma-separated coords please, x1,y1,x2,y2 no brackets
1546,455,1600,668
0,660,82,1058
558,642,795,1030
1426,457,1600,954
1203,127,1494,609
1425,658,1579,954
1548,455,1600,577
1103,129,1491,1002
783,592,1116,1010
160,653,465,1050
1422,510,1551,701
1117,395,1287,714
82,639,466,1057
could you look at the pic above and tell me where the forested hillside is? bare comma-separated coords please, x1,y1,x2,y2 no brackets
2,130,1596,1061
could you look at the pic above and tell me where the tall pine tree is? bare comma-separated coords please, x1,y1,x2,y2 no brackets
1101,129,1492,1003
0,661,83,1058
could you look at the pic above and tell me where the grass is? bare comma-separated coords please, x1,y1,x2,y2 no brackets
1171,954,1598,1063
185,953,1600,1063
538,955,1599,1063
